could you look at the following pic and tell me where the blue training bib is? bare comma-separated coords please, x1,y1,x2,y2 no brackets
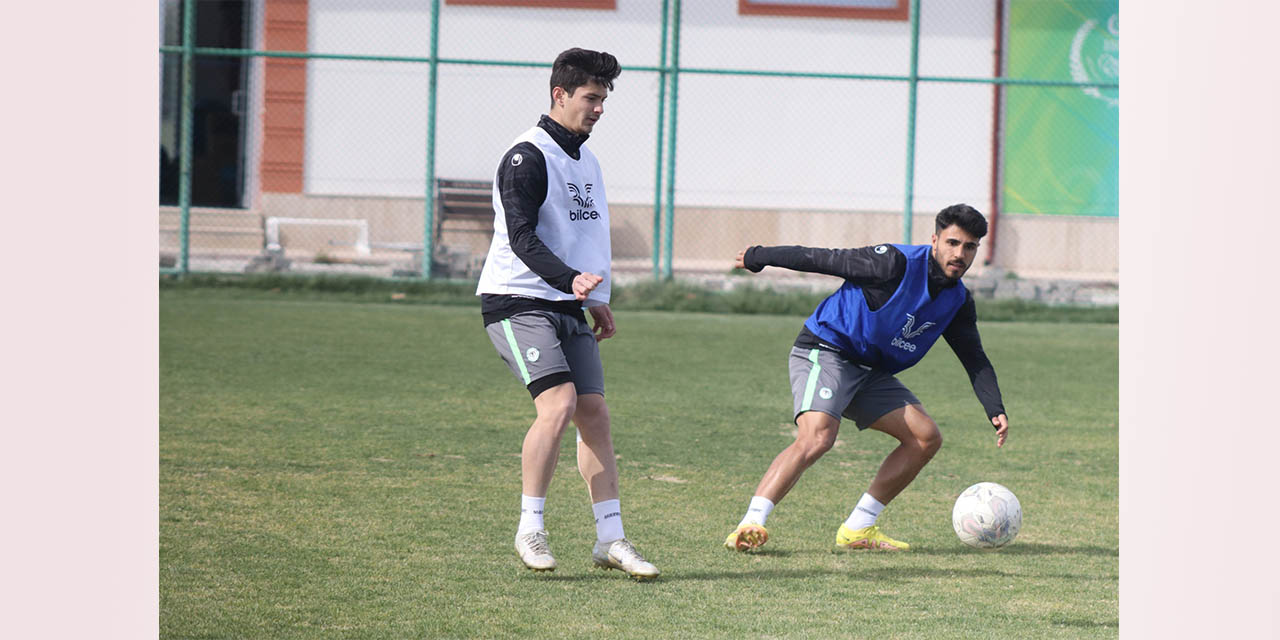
803,244,966,374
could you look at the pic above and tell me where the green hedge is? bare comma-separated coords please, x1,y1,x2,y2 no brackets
160,273,1117,323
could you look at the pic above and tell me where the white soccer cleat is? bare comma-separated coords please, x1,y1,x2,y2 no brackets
592,538,660,580
515,529,557,572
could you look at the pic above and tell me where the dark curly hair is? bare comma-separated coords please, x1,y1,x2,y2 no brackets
935,203,988,238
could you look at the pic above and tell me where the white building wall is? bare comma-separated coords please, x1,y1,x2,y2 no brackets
305,0,997,212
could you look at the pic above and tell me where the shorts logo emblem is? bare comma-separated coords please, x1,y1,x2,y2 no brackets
819,387,833,400
525,347,540,362
875,245,888,254
511,153,523,166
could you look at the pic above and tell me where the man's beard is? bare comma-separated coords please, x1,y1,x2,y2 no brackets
931,250,965,280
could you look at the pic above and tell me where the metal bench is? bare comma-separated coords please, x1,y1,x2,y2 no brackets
429,178,495,278
434,178,494,246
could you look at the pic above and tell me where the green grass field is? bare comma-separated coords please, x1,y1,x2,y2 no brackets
160,290,1118,639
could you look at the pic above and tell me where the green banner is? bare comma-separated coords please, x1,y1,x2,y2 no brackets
1004,1,1118,216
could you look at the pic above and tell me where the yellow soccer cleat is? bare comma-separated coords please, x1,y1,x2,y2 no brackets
724,524,769,551
834,524,911,551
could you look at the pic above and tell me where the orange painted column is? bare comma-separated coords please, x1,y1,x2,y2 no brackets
261,0,307,193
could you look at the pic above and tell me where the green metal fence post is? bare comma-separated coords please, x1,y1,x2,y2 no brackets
660,0,682,281
902,0,921,244
422,0,442,279
651,0,670,280
177,0,196,275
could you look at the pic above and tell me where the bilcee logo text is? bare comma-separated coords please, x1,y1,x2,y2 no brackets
567,182,599,222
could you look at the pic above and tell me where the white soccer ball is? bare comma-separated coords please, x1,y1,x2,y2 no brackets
952,482,1022,549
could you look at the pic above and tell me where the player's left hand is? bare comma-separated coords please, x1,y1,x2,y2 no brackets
588,304,616,342
992,414,1009,448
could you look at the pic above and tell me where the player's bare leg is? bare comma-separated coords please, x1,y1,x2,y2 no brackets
573,393,618,502
834,403,940,552
726,411,840,551
574,392,658,579
522,382,578,497
864,403,942,504
514,382,577,571
754,410,842,503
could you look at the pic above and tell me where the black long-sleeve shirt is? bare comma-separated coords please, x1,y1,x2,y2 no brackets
742,244,1006,421
480,115,592,326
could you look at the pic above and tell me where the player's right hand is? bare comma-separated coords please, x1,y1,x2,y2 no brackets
587,303,616,341
572,272,604,300
734,248,749,270
992,414,1009,448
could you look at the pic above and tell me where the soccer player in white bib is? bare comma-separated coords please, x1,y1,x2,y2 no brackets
723,205,1010,553
476,48,658,579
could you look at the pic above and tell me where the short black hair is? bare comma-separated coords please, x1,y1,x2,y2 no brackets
935,203,988,238
550,48,620,102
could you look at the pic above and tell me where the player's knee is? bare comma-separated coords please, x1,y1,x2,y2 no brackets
800,430,837,463
917,429,942,458
551,399,578,426
576,416,610,444
577,401,609,428
574,396,610,437
535,394,577,429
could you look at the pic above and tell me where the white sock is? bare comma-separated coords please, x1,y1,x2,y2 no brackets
844,492,885,530
592,499,625,543
738,496,775,528
518,495,546,535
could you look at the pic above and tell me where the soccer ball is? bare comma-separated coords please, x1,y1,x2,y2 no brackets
952,482,1022,549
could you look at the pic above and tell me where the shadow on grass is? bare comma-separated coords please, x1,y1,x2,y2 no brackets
732,548,796,558
1050,615,1119,629
510,542,1117,584
726,541,1115,558
913,542,1118,557
513,570,663,583
512,557,1115,584
514,562,1115,585
653,566,1022,583
499,542,1115,584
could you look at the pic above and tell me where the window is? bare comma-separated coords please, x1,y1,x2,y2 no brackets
445,0,616,9
738,0,908,21
159,0,254,207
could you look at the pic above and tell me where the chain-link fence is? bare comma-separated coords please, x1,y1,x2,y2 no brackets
159,0,1118,284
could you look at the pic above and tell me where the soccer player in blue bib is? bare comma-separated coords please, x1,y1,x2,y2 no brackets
724,204,1009,552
